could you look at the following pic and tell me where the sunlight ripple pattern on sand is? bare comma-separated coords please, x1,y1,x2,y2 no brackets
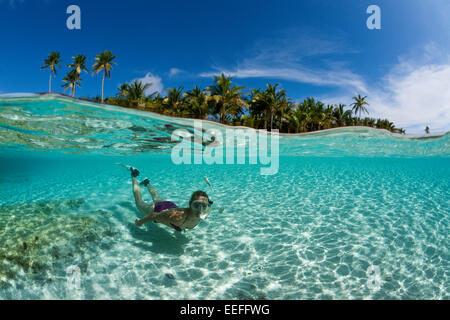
0,95,448,299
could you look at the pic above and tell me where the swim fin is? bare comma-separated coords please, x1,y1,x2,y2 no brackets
130,167,140,178
139,178,150,186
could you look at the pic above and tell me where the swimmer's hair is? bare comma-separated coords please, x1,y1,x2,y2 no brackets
189,190,209,206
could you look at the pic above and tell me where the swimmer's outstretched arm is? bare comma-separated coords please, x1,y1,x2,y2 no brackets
135,212,159,226
135,208,184,227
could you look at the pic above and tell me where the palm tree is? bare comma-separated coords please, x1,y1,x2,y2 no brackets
126,80,152,105
147,92,164,112
333,104,348,127
92,50,117,103
375,118,395,131
311,100,326,131
247,84,289,130
66,54,88,97
248,88,267,129
299,98,323,131
285,106,303,133
41,51,62,93
68,54,88,77
164,87,186,115
323,104,335,129
278,99,295,132
264,84,288,131
240,114,258,128
207,73,246,124
117,83,130,99
61,69,81,97
185,85,210,119
350,94,369,123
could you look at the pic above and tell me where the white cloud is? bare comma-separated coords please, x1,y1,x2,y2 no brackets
323,44,450,133
169,68,183,78
134,72,163,95
245,27,358,64
199,27,366,93
200,66,367,94
369,62,450,133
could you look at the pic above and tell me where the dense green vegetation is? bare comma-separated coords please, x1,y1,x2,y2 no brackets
41,51,405,134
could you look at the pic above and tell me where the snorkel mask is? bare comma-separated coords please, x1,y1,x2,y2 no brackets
192,199,214,219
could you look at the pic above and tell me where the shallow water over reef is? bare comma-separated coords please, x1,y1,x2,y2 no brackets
0,95,449,299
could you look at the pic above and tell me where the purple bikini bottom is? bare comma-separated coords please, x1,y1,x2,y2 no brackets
154,201,178,213
154,201,182,232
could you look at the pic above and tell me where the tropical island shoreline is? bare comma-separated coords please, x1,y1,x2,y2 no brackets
33,51,423,136
1,92,448,140
4,50,443,137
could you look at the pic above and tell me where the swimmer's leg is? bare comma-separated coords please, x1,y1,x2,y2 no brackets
140,178,164,203
132,176,154,217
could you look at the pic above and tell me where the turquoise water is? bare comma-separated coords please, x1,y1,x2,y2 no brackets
0,95,449,299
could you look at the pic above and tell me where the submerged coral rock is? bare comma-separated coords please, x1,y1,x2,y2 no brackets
0,198,115,288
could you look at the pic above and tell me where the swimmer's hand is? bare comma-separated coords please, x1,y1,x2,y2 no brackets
135,219,143,227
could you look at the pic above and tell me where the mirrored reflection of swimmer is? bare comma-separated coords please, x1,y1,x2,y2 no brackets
176,131,218,149
131,125,217,148
129,167,213,232
203,136,223,150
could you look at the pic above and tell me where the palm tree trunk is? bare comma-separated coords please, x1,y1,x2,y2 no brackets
101,72,105,103
49,73,52,93
270,112,273,131
72,85,76,97
221,104,225,124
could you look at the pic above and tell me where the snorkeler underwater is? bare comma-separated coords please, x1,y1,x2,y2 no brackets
0,0,449,306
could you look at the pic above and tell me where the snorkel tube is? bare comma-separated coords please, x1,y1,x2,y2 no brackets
200,177,223,220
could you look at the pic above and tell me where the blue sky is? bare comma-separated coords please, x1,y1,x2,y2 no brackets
0,0,449,133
